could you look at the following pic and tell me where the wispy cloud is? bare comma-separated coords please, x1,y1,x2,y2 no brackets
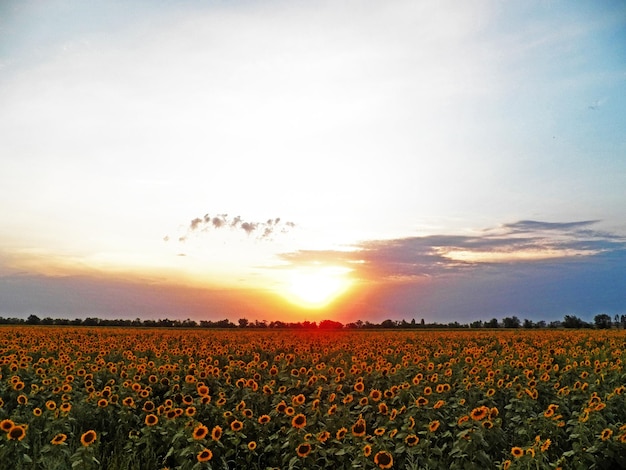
278,220,626,281
168,212,296,242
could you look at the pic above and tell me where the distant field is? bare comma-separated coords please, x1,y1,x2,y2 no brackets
1,327,625,469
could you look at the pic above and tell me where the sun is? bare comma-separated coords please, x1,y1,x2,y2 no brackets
283,266,352,309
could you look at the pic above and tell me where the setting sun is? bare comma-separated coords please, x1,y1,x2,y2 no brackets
283,267,352,309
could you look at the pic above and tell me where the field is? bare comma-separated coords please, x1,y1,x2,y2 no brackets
1,327,625,470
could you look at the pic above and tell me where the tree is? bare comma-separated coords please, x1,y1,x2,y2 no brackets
26,314,41,325
563,315,585,329
502,316,521,328
523,319,534,329
319,320,343,329
238,318,249,328
484,318,499,328
594,314,612,329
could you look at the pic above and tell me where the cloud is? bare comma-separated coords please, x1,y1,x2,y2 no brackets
278,219,626,282
166,212,296,242
275,219,626,322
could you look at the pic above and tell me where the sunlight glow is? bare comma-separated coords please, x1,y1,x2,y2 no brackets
283,266,352,309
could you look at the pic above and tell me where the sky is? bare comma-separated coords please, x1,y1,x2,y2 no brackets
1,0,625,324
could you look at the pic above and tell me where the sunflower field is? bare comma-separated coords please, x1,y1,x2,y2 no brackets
1,326,625,469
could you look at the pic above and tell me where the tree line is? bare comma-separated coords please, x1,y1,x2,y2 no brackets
0,313,623,330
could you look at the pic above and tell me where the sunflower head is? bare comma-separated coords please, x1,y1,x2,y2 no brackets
196,448,213,462
374,450,393,469
80,430,97,446
296,443,312,458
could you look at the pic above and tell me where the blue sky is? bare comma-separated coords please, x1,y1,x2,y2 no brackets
0,0,625,323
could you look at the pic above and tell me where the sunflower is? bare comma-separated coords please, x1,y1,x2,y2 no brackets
197,448,213,462
258,414,271,425
600,428,613,441
193,424,209,440
374,427,386,436
352,418,366,437
211,425,223,441
363,444,372,456
145,414,159,426
470,406,489,421
415,396,428,407
7,425,26,441
122,397,135,407
51,433,67,445
33,407,43,417
405,434,419,446
182,395,194,405
511,447,524,458
296,443,312,457
408,416,415,429
540,439,551,452
80,430,97,446
354,381,365,393
428,420,440,432
17,394,28,405
369,389,382,401
97,398,108,408
328,404,338,415
373,450,393,469
248,441,257,451
336,427,347,440
227,419,242,432
292,413,307,429
60,403,72,413
143,401,155,412
317,430,331,443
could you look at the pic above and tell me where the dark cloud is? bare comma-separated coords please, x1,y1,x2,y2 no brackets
165,212,296,242
276,219,626,322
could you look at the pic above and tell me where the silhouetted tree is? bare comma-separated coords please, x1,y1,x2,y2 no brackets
563,315,587,328
594,314,612,329
319,320,343,329
502,316,521,328
484,318,499,328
